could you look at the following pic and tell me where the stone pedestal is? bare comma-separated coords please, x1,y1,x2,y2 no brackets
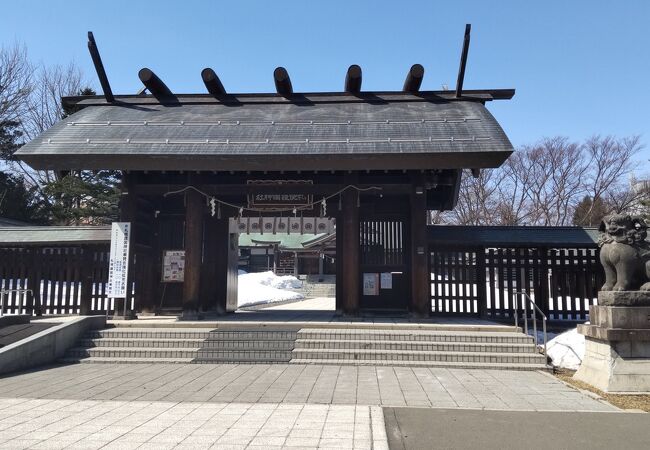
575,292,650,393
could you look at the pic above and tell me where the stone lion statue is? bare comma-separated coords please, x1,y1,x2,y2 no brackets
598,214,650,291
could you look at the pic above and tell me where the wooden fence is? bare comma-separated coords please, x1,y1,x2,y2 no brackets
0,245,125,315
430,246,603,321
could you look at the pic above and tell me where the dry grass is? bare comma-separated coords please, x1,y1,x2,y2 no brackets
555,369,650,412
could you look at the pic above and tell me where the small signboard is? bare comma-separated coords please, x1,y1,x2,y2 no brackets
106,222,131,298
247,180,313,208
363,273,379,296
162,250,185,282
380,272,393,289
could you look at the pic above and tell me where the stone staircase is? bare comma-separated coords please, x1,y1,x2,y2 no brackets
62,327,298,364
62,324,548,370
290,328,548,370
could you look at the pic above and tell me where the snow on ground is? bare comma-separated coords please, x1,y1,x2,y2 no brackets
237,271,304,308
546,327,585,370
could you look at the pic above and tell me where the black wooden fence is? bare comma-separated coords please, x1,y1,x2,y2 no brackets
0,245,128,315
430,245,603,321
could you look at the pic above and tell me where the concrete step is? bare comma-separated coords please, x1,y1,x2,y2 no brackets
297,329,533,344
85,328,212,339
65,347,200,359
291,348,546,364
290,359,550,371
195,349,293,363
60,357,194,364
79,338,204,348
200,340,295,351
206,330,298,341
294,339,537,353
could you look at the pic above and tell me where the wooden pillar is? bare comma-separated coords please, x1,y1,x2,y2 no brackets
183,187,204,313
476,246,487,318
202,216,229,314
119,174,137,318
410,177,430,317
28,248,43,316
79,246,94,315
340,184,360,315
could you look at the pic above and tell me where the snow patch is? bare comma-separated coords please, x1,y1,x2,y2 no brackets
547,328,585,370
237,271,304,308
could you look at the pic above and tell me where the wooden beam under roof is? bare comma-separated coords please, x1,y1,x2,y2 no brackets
138,68,173,98
273,67,293,96
455,24,471,98
403,64,424,93
87,32,114,102
201,68,226,96
344,65,362,93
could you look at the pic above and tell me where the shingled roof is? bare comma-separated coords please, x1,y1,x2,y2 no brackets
16,92,514,172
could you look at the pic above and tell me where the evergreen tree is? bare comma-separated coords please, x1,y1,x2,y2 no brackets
572,195,609,226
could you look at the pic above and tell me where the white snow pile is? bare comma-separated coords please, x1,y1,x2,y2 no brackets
546,328,585,370
237,271,304,308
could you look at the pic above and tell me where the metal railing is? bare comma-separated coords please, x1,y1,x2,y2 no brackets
0,289,33,316
513,291,548,358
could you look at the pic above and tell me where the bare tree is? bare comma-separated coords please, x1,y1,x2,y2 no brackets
0,43,33,124
434,135,644,226
22,62,84,141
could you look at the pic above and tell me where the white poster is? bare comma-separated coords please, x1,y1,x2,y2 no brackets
106,222,131,298
380,272,393,289
363,273,379,296
162,250,185,282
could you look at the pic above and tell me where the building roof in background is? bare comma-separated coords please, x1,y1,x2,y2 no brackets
239,232,335,250
16,92,514,172
428,226,600,247
0,217,31,227
0,226,111,246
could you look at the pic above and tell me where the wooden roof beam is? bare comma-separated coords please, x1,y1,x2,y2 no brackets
138,68,173,98
403,64,424,93
455,24,471,98
87,32,114,102
273,67,293,96
201,68,226,96
344,65,362,93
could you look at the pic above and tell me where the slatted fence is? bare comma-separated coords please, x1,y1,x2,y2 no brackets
0,245,127,315
430,245,603,321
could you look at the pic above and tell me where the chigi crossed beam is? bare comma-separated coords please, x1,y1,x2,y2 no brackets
86,25,473,101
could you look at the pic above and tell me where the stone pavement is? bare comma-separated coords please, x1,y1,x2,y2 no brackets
0,399,387,450
0,363,618,449
0,363,615,411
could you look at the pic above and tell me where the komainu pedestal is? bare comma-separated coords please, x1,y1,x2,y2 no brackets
575,292,650,393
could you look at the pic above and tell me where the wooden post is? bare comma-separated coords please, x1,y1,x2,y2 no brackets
410,177,430,317
340,185,360,315
183,187,204,313
119,174,137,318
476,246,487,318
202,216,228,314
79,246,94,315
28,248,42,316
538,247,550,317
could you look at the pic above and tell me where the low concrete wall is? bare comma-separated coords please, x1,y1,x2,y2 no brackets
0,316,106,375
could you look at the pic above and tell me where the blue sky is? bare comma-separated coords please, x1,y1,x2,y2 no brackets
1,0,649,165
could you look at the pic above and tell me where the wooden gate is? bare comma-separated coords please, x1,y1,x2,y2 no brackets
359,218,409,310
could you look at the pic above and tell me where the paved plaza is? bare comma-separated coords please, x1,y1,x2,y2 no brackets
0,363,615,411
0,361,620,449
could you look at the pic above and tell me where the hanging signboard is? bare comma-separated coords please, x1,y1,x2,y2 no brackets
162,250,185,282
106,222,131,298
363,273,379,296
247,180,313,208
230,217,335,235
